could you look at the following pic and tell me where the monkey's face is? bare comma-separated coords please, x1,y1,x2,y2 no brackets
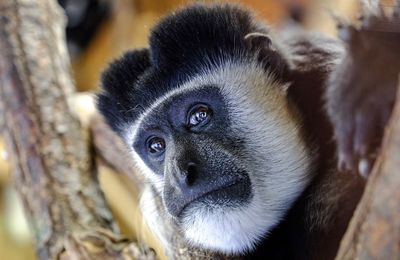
126,60,314,254
132,85,252,217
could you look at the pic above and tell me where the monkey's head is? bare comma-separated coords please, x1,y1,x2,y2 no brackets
97,4,314,254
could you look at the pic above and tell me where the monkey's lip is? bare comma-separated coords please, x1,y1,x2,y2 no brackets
177,177,251,218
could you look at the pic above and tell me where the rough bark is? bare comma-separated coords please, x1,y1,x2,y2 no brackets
0,0,154,259
335,78,400,260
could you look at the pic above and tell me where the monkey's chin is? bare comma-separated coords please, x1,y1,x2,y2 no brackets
179,202,279,255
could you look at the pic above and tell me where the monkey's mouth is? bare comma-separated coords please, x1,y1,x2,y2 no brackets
176,176,252,219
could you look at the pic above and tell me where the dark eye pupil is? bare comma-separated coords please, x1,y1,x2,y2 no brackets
197,110,207,120
190,106,209,126
148,137,165,154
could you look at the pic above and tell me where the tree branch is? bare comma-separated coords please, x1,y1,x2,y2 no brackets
0,0,154,259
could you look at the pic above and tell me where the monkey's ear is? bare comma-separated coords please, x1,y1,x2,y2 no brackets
97,49,151,135
244,32,274,51
244,32,290,80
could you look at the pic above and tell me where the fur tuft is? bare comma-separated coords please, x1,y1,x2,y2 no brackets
97,49,150,134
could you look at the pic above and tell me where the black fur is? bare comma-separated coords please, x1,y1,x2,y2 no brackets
148,4,262,68
97,49,150,134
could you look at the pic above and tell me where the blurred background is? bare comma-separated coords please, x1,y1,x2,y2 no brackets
0,0,360,259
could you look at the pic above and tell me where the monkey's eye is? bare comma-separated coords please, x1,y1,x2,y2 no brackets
147,137,166,154
188,104,212,128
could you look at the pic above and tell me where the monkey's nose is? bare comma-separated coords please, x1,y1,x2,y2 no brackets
175,162,198,192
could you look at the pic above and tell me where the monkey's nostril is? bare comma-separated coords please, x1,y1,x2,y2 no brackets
186,162,198,186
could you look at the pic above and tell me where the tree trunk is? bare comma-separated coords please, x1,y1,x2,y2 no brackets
0,0,154,259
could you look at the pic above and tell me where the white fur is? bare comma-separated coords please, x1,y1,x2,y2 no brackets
139,186,171,248
125,57,314,254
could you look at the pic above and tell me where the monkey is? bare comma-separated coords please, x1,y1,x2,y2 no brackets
96,3,399,259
